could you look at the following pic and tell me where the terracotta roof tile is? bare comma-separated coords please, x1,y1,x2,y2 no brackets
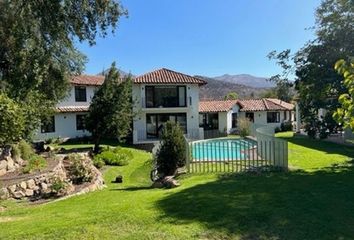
134,68,207,85
70,75,105,86
237,98,294,112
199,100,238,113
56,106,89,113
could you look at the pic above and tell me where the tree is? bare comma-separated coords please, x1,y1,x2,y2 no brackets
0,94,25,146
86,63,134,152
268,0,354,136
224,92,238,100
0,0,127,140
333,59,354,130
156,121,186,176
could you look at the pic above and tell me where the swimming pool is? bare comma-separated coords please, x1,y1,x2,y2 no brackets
190,138,256,161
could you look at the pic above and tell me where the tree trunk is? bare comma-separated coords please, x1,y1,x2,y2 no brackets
93,134,101,153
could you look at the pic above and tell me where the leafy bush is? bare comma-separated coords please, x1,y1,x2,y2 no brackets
66,154,93,184
18,140,34,160
156,121,186,176
238,118,251,137
22,154,47,173
94,147,132,166
50,177,68,195
92,157,105,169
11,144,21,161
280,121,293,132
274,127,281,133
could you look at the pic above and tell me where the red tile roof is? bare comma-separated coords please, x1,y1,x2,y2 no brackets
56,106,89,113
134,68,207,85
237,99,294,112
70,75,105,86
199,100,238,113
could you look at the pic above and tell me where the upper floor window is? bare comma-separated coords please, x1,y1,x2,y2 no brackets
267,112,280,123
76,114,86,130
41,116,55,133
145,86,186,108
75,86,87,102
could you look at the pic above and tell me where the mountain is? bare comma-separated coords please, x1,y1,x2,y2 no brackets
196,76,269,100
213,74,275,88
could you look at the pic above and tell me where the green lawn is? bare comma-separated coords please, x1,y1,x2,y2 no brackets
1,134,354,239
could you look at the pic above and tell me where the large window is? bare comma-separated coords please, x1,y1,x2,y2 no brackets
267,112,280,123
246,112,254,122
146,113,187,138
232,113,238,128
76,114,86,130
41,116,55,133
75,86,87,102
199,113,218,130
145,86,186,108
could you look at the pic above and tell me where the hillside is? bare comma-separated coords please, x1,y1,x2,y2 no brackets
213,74,275,88
197,76,269,100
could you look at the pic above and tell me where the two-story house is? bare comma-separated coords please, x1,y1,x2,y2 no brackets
35,68,207,143
35,75,104,140
132,68,206,144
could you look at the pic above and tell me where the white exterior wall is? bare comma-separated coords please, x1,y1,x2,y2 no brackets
217,105,240,134
34,113,90,141
35,85,96,140
238,110,290,129
57,85,97,107
132,84,200,143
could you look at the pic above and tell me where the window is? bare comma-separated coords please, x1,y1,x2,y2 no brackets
76,114,86,130
75,86,87,102
41,116,55,133
145,86,186,108
199,113,219,130
232,113,238,128
246,112,254,122
267,112,280,123
146,113,187,138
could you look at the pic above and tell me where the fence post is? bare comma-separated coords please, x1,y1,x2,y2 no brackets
185,137,190,173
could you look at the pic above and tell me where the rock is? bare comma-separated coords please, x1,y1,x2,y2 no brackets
0,160,7,170
6,157,15,171
19,181,27,190
8,185,17,194
162,176,180,188
26,179,36,189
151,181,164,188
13,191,25,199
0,168,6,176
25,189,34,197
40,182,48,191
0,188,9,200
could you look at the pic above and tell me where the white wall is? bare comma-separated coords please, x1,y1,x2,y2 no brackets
57,85,97,107
132,84,200,143
238,110,290,129
34,113,90,141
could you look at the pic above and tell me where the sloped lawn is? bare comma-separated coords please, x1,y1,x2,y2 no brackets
0,135,354,239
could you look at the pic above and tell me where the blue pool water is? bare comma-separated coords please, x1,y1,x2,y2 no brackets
190,138,256,161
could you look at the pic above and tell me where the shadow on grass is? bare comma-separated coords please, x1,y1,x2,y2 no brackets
110,186,153,191
157,160,354,239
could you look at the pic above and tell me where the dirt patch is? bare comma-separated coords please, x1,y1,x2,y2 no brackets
0,216,26,223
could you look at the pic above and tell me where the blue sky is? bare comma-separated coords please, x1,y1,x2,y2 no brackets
78,0,321,78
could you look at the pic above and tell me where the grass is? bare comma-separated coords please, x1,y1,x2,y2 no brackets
1,133,354,239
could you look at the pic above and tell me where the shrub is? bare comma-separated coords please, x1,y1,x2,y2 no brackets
22,154,47,174
92,157,105,169
50,177,68,195
156,121,186,176
280,121,293,132
67,154,93,184
11,144,21,161
94,147,132,166
274,127,281,133
238,118,251,137
18,140,34,160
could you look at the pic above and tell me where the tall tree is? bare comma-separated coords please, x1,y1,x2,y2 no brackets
224,92,238,100
86,63,134,152
333,59,354,130
0,0,127,139
268,0,354,136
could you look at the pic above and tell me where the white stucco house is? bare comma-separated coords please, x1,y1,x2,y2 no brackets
35,68,207,143
132,68,206,144
199,98,294,136
34,75,105,141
